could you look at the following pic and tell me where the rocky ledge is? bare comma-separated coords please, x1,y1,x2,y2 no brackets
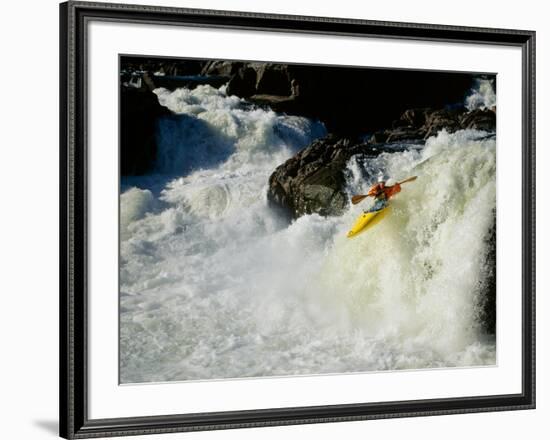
120,86,171,175
268,136,393,219
370,106,496,144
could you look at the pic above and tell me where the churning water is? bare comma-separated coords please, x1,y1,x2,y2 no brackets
120,84,496,383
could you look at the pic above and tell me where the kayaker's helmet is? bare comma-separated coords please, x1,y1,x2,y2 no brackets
386,178,396,186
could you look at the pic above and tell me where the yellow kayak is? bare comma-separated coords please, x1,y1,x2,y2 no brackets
347,206,391,238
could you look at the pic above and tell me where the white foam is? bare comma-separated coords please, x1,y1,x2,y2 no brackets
152,85,326,175
120,187,155,241
465,78,496,111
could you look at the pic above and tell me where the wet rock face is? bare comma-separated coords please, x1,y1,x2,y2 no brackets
120,88,171,176
225,66,258,98
460,108,497,131
424,108,464,138
254,63,293,95
267,136,381,218
201,60,244,77
480,216,496,335
370,106,496,144
225,63,293,98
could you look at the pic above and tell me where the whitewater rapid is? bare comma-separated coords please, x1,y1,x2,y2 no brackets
120,84,496,383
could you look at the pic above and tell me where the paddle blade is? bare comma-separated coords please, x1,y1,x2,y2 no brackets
351,194,369,205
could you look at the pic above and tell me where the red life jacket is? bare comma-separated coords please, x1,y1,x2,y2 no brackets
368,182,401,199
383,183,401,199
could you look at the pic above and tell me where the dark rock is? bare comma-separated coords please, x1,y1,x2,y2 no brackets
385,108,431,141
255,63,292,95
385,127,426,143
423,107,464,139
369,131,390,144
226,66,257,98
480,213,496,335
120,88,171,175
267,136,380,218
141,72,157,92
201,60,243,76
397,108,432,128
160,60,204,76
460,108,496,131
379,105,496,145
226,63,293,99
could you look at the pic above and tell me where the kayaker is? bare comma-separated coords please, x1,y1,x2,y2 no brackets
347,176,416,238
365,178,401,212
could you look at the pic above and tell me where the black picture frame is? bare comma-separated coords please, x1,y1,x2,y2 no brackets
60,1,536,438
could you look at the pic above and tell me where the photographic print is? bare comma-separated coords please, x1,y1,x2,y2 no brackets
60,4,536,437
119,56,497,384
